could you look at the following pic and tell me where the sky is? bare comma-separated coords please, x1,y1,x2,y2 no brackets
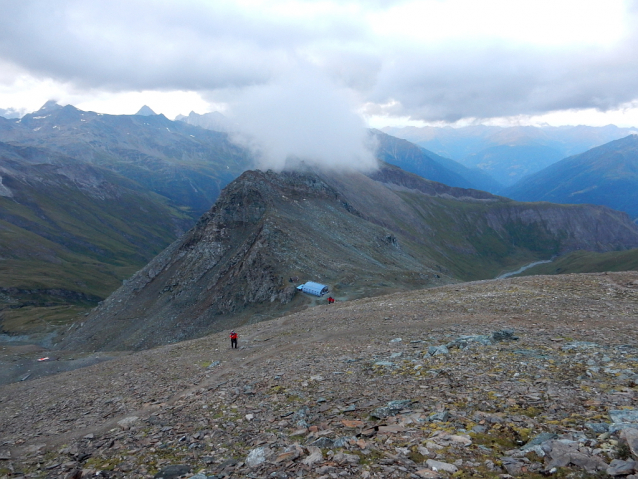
1,0,638,167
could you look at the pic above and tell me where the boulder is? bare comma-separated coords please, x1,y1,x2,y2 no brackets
153,465,191,479
245,447,272,468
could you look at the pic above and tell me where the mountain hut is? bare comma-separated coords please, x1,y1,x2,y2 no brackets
296,281,329,297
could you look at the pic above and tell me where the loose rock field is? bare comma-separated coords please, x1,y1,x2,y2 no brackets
2,272,638,478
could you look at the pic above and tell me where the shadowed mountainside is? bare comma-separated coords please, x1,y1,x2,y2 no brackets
0,142,193,338
383,124,638,189
56,164,638,351
372,130,501,192
0,101,253,218
504,134,638,220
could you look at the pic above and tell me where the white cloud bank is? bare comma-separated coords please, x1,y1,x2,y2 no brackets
2,0,638,140
226,69,377,171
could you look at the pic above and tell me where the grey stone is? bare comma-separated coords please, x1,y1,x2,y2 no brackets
390,338,402,343
446,335,492,349
374,361,394,367
154,465,192,479
545,440,607,472
333,452,360,465
429,411,450,422
427,345,449,356
610,423,637,434
521,432,558,451
607,459,637,476
207,361,221,369
302,446,323,466
310,437,334,448
296,406,309,417
387,399,412,410
426,459,457,473
117,416,139,430
620,428,638,458
561,341,599,351
611,410,638,424
245,447,272,468
371,400,412,418
492,329,518,341
501,457,526,475
333,436,355,448
585,423,609,434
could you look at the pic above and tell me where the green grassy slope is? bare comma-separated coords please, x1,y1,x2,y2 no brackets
516,248,638,277
504,135,638,219
0,145,191,335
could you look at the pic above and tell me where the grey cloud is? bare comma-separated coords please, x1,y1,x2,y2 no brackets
225,68,377,172
0,0,365,91
2,0,638,124
367,35,638,121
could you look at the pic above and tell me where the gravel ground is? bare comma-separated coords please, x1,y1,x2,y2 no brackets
1,271,638,478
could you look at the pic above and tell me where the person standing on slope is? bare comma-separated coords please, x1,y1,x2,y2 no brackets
230,330,238,349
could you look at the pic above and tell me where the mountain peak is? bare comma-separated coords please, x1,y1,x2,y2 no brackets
135,105,157,116
36,100,63,113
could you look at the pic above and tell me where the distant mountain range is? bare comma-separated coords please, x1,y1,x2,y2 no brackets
57,163,638,351
504,134,638,220
0,101,253,218
383,124,638,188
371,130,502,192
176,110,235,133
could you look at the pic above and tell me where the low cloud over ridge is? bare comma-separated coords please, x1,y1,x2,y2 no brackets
226,69,377,172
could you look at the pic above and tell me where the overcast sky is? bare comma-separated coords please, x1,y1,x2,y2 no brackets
1,0,638,129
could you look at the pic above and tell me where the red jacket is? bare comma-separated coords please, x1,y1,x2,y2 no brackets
230,332,238,340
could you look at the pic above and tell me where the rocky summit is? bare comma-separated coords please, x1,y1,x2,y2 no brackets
2,271,638,478
56,165,638,352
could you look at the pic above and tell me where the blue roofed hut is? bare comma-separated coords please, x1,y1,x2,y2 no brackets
296,281,329,297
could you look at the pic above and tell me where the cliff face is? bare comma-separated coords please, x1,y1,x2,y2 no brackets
57,165,638,351
483,203,638,254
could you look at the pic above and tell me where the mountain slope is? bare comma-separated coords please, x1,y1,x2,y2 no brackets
0,142,191,336
372,130,501,192
57,164,638,351
0,102,253,218
382,124,638,189
514,248,638,277
504,134,638,219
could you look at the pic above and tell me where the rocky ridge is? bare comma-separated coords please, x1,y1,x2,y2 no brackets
2,271,638,478
56,166,638,352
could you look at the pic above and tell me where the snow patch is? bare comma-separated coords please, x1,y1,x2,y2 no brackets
0,176,14,197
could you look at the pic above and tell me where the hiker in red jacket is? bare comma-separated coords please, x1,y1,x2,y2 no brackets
230,330,238,349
